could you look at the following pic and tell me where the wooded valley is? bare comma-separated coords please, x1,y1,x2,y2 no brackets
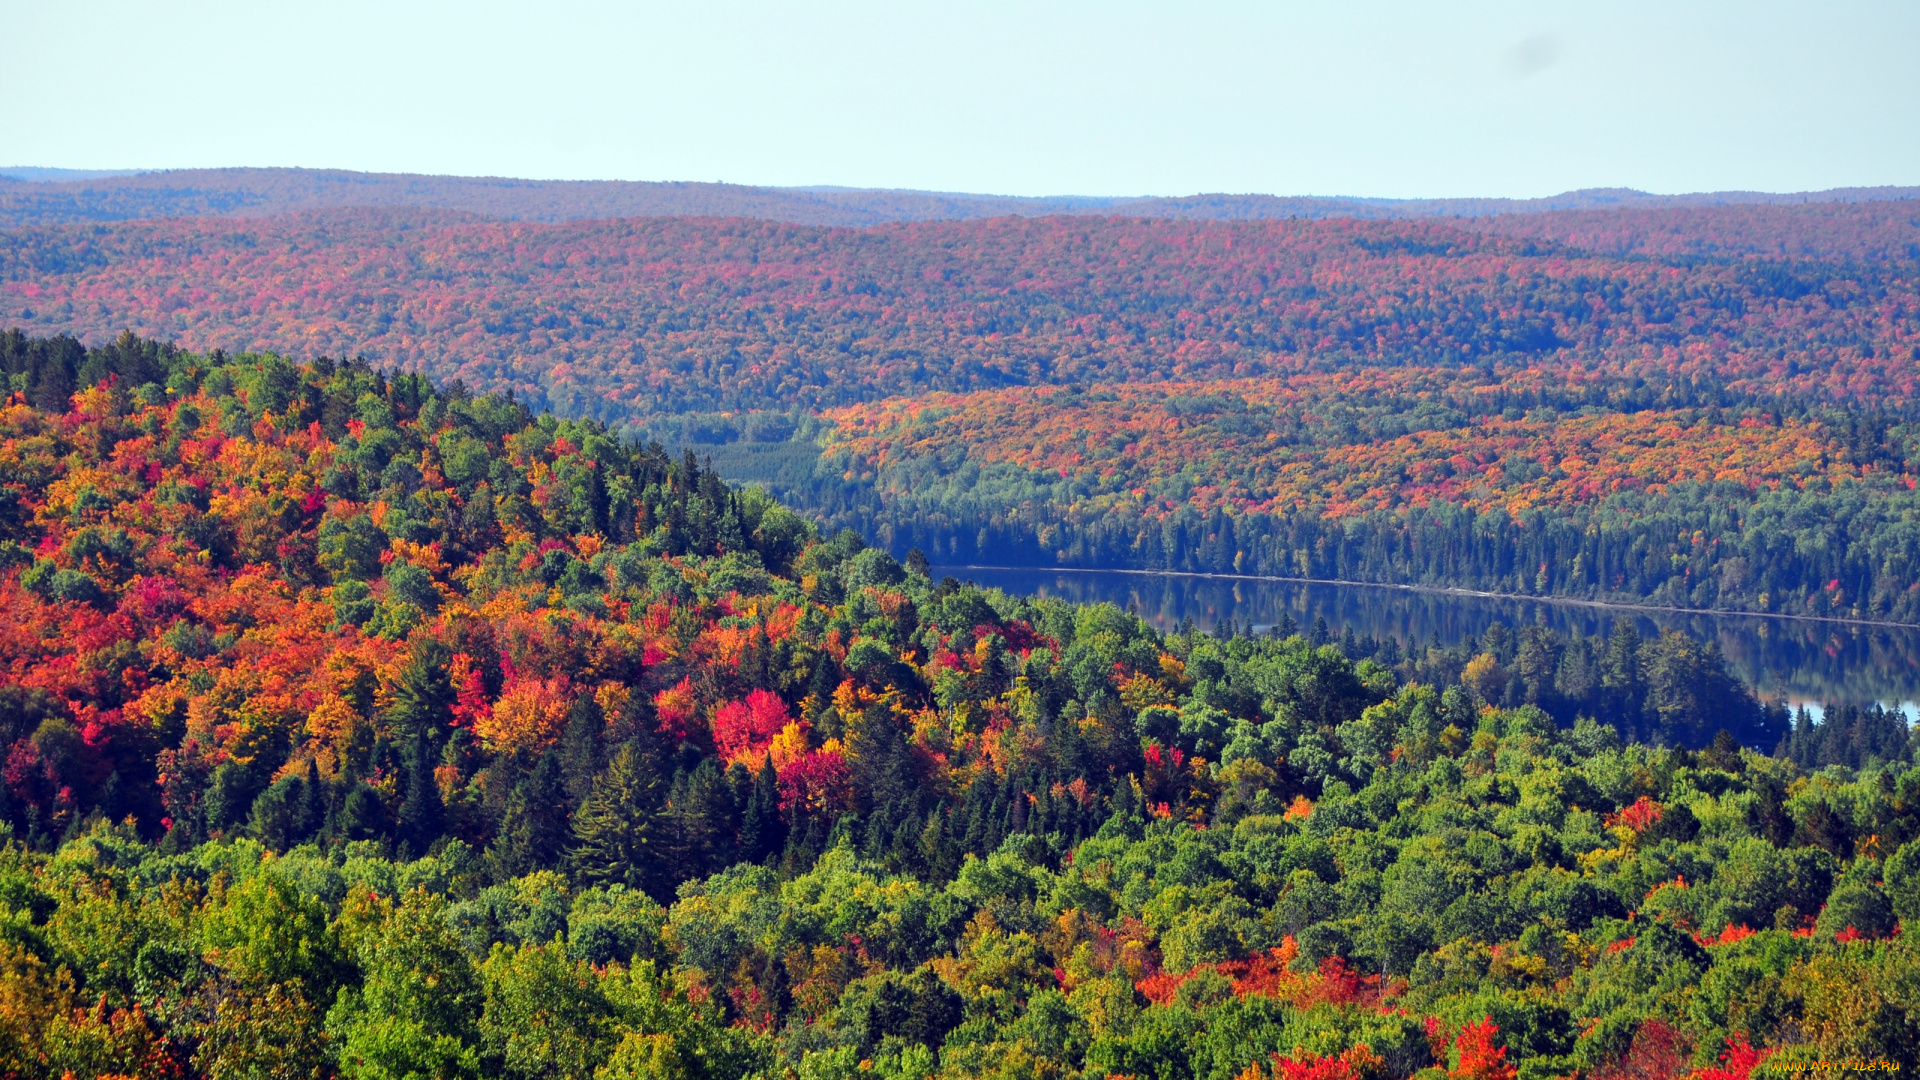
0,333,1909,1077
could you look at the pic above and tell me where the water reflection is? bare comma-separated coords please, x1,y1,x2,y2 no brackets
938,566,1920,710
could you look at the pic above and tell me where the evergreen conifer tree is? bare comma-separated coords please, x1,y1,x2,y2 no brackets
805,650,838,713
559,698,606,808
389,639,456,745
487,753,569,880
738,756,785,864
297,757,324,844
398,733,445,859
672,757,739,876
849,700,916,814
570,741,666,897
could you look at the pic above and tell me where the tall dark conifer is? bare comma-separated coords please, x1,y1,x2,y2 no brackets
738,756,785,864
297,757,324,844
397,733,445,859
672,757,739,876
559,698,607,808
571,742,667,898
389,640,456,747
848,700,916,815
488,753,569,880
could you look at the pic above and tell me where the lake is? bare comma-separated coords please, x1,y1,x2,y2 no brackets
936,565,1920,713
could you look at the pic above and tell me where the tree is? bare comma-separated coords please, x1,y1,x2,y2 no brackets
667,758,738,879
398,734,445,860
559,698,607,809
738,757,785,865
327,889,484,1080
389,640,457,746
488,755,570,881
571,743,667,898
478,942,616,1080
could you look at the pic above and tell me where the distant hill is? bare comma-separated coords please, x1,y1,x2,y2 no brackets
0,166,148,183
3,207,1914,420
1458,198,1920,262
0,165,1913,229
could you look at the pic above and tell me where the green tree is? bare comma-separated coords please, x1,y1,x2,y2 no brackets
738,757,785,865
200,870,348,1003
318,511,388,582
327,888,484,1080
489,755,571,881
479,941,616,1080
572,743,667,898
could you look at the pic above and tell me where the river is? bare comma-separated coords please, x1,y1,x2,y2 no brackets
936,565,1920,714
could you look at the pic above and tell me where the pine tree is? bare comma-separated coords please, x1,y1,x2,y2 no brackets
805,650,838,715
920,809,955,882
781,814,826,876
389,639,456,746
398,733,445,859
961,786,989,857
887,808,924,875
738,756,785,864
1602,619,1646,734
559,698,606,808
570,742,667,898
848,699,915,814
672,757,739,876
862,799,896,860
488,753,569,880
1098,776,1146,842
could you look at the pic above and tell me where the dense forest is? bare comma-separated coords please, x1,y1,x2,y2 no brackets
0,333,1915,1077
1459,199,1920,263
4,208,1918,421
718,368,1920,622
10,202,1920,619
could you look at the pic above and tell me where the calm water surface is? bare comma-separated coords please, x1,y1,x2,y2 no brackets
938,565,1920,713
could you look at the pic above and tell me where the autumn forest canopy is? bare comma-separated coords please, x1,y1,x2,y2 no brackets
0,330,1906,1079
4,200,1920,619
0,184,1919,1077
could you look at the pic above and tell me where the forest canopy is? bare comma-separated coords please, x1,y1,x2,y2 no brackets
0,333,1910,1078
756,369,1920,622
8,202,1920,619
4,208,1917,420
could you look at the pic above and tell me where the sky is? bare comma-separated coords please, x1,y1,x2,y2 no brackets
4,0,1917,199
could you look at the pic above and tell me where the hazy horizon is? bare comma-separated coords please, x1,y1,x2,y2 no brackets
3,165,1916,205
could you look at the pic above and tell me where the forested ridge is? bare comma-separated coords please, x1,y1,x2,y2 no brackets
9,202,1920,616
5,208,1918,420
0,333,1914,1077
4,167,1914,231
736,368,1920,623
1458,200,1920,263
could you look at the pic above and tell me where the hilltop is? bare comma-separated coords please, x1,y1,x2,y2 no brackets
5,208,1917,420
0,165,1915,228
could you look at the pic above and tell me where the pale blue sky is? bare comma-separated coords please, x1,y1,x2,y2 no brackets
5,0,1916,198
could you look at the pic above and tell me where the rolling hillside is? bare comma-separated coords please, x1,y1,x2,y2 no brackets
0,332,1911,1078
3,208,1916,421
1,165,1915,228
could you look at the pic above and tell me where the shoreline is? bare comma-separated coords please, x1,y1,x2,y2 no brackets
936,564,1920,633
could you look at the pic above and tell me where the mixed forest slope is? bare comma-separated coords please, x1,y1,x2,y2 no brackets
7,203,1920,618
4,208,1917,418
771,370,1920,623
0,332,1917,1077
3,166,1917,229
1460,199,1920,262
